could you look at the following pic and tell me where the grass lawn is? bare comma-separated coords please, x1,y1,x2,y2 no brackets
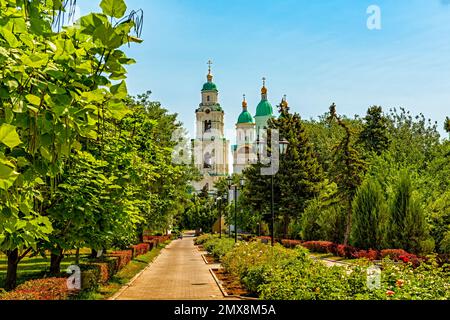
74,241,170,300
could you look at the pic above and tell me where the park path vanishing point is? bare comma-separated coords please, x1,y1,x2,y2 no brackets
113,232,225,300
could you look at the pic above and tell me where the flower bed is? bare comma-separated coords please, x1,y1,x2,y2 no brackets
0,278,70,300
219,241,450,300
298,240,423,266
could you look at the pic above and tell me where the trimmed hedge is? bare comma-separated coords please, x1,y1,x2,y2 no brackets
108,250,133,270
0,278,70,300
130,243,150,258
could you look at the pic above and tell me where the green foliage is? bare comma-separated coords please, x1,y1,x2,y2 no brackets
242,101,324,238
358,106,390,155
221,242,450,300
202,237,235,261
445,117,450,134
388,171,431,254
327,103,367,244
351,177,386,249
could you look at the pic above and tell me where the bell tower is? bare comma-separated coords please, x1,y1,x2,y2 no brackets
192,61,229,192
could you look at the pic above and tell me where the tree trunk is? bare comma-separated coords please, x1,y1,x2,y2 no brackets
283,213,289,239
5,249,19,291
90,249,98,259
343,200,353,245
75,248,80,265
50,249,64,274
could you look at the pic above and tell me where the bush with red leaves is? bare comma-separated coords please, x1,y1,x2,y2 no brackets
130,243,150,257
0,278,70,300
301,241,334,253
336,244,358,259
281,239,303,248
108,250,133,270
354,249,380,260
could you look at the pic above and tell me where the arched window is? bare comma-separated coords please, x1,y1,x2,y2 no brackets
207,95,210,102
204,120,212,133
203,152,212,168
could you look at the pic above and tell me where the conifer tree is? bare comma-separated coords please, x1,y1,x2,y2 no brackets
327,103,367,245
351,178,386,249
358,106,390,155
270,99,325,238
241,98,324,239
388,171,429,253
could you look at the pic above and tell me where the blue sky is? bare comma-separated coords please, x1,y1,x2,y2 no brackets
78,0,450,139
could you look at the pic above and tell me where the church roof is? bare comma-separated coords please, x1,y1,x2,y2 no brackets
202,82,218,92
237,110,254,124
255,99,273,117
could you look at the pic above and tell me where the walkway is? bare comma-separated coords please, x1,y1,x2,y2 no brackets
113,232,224,300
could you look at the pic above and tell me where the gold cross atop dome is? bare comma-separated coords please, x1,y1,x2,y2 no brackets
281,94,288,108
242,94,247,108
261,77,267,95
207,60,213,82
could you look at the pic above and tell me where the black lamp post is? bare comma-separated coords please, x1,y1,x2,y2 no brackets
227,176,245,243
226,177,233,240
216,196,222,239
269,138,289,246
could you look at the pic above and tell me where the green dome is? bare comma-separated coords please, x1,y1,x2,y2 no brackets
255,100,273,117
237,110,254,124
202,82,218,91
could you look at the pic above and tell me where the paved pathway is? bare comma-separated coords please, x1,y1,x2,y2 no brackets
114,232,225,300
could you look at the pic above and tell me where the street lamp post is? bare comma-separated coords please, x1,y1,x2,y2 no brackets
268,138,289,246
216,196,222,239
227,176,245,243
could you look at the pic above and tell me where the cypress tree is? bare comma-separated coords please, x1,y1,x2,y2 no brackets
351,178,386,249
388,170,429,253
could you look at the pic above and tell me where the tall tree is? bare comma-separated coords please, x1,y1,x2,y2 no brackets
242,99,324,239
358,106,390,155
327,103,366,245
351,177,386,249
388,170,430,253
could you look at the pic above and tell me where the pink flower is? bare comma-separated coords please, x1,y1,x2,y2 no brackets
386,290,395,296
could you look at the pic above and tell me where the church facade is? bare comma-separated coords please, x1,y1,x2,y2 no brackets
192,63,285,192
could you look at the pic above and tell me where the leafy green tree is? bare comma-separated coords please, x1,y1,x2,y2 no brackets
327,103,367,245
0,0,144,288
386,108,440,168
358,106,390,155
351,177,386,249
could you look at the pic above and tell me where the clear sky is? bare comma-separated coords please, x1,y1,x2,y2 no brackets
77,0,450,141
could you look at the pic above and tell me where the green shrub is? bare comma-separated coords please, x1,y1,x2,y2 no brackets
194,234,217,245
222,241,300,290
203,237,235,261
